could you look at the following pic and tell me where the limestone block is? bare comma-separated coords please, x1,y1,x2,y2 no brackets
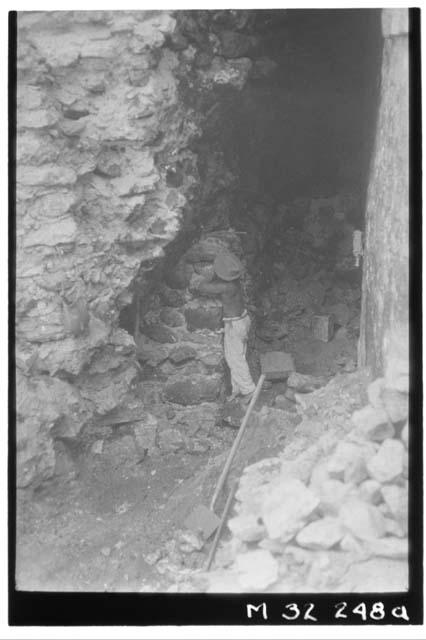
340,499,386,540
296,517,344,550
142,323,178,344
17,164,77,186
384,516,405,538
80,40,115,58
78,364,139,414
358,479,382,505
95,149,122,177
60,118,88,137
16,131,60,164
260,351,294,380
228,513,266,543
29,32,82,67
287,372,327,393
136,343,169,367
31,192,77,220
381,388,409,424
23,217,77,248
16,372,88,487
367,439,405,483
235,550,278,590
341,557,408,592
327,441,375,484
367,377,386,408
160,308,185,327
112,172,158,197
168,345,197,364
351,404,394,441
184,304,222,332
164,375,221,405
381,484,408,532
18,108,59,130
261,478,319,540
314,479,356,516
309,461,331,488
366,537,408,559
132,13,176,48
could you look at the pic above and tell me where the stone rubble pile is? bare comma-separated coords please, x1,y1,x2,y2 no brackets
203,368,408,593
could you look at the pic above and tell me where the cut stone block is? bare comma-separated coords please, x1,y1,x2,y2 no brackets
312,314,334,342
260,351,295,381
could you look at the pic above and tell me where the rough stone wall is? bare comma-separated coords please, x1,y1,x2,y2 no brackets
358,9,409,385
16,10,258,488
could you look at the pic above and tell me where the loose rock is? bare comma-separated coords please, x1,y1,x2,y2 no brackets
358,479,382,505
367,438,405,483
381,484,408,533
228,513,266,543
287,372,328,393
339,498,386,540
235,550,278,590
296,517,344,550
351,405,394,442
327,441,375,484
261,478,319,540
381,388,409,424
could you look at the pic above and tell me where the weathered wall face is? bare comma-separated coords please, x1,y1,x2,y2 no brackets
16,10,259,488
359,9,409,388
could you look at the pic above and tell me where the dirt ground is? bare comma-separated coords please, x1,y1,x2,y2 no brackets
16,322,357,592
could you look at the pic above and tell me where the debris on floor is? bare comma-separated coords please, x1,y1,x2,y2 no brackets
194,369,408,593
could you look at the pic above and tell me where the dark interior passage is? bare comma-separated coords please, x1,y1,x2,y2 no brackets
222,9,382,202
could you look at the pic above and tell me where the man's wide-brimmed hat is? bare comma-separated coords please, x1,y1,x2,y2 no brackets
213,252,243,281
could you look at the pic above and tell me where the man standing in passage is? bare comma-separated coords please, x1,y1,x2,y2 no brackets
190,252,256,402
